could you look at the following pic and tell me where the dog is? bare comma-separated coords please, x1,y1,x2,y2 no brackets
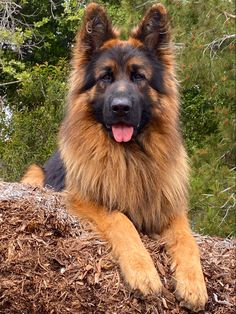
22,3,208,311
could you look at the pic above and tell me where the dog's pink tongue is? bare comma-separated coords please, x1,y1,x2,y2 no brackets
112,124,134,142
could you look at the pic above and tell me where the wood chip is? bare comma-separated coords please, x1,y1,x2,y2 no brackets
0,182,235,314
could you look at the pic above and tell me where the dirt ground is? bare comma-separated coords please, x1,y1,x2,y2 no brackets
0,182,235,314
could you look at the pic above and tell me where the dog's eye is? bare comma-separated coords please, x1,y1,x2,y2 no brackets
100,73,113,83
131,72,146,82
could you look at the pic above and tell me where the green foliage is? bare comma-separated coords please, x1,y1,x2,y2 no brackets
0,61,68,180
16,60,68,109
0,105,62,181
0,0,235,237
0,0,85,64
165,0,235,101
180,86,235,236
189,109,235,236
103,0,143,38
181,86,220,152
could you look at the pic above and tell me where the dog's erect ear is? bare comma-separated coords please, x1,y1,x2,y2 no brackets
74,3,117,62
131,4,171,59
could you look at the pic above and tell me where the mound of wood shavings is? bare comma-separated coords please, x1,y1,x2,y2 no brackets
0,182,235,314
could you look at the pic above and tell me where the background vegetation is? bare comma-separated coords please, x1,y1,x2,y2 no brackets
0,0,235,236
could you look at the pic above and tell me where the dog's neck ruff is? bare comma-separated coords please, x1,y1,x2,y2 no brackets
59,111,188,235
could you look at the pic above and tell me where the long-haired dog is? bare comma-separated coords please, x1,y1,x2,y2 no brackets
22,3,208,311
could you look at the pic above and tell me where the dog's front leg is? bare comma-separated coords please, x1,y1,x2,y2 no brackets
68,194,162,296
161,214,208,312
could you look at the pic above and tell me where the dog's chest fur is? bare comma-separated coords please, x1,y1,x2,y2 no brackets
60,122,188,234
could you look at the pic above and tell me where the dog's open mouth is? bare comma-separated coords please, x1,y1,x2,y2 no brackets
111,123,134,143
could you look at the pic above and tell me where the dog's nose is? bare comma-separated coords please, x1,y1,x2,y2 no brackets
111,98,132,116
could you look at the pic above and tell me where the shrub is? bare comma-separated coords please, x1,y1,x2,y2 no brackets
0,61,68,181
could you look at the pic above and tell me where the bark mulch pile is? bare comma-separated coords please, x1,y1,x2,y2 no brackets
0,182,235,314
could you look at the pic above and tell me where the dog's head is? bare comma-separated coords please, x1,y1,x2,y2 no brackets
69,3,176,143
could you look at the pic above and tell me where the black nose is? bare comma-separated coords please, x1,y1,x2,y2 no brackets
111,98,132,116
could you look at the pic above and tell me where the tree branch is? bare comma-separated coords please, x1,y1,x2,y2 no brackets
224,11,236,20
203,34,236,57
0,80,21,86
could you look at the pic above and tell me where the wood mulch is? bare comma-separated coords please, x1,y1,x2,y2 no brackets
0,182,235,314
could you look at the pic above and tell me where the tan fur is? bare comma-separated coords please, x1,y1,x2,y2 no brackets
68,194,162,295
60,100,188,234
21,164,44,187
59,3,186,235
94,59,118,78
126,55,153,80
161,214,208,311
22,3,208,311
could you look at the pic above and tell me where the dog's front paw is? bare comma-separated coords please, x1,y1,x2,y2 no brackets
174,266,208,312
120,253,162,296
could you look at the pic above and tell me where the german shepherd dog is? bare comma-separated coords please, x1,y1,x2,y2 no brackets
22,3,208,311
